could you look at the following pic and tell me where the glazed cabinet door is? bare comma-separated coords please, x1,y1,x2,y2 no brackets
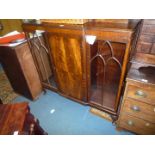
47,31,87,102
24,30,58,92
87,39,127,114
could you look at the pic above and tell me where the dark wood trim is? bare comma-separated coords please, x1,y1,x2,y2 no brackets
58,92,88,105
89,103,117,116
114,41,131,112
25,32,45,91
0,98,3,104
132,52,155,65
44,32,62,93
42,83,58,92
80,26,88,102
86,43,91,103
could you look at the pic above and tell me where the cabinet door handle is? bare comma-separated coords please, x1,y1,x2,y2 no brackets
127,120,134,126
135,90,147,98
130,105,140,112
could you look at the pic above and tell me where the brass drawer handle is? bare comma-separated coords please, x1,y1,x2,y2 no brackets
135,90,147,98
145,123,150,127
130,105,140,112
127,120,134,126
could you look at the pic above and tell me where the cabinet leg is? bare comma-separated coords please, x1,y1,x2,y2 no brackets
115,126,124,132
110,115,118,124
43,89,47,94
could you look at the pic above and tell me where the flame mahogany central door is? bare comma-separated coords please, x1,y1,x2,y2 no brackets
47,28,87,102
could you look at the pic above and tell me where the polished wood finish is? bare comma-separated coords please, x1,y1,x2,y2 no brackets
22,23,44,32
123,98,155,123
46,25,87,101
0,102,47,135
86,21,138,114
0,103,27,134
117,20,155,134
0,19,23,36
22,20,139,114
118,113,155,135
41,19,90,24
132,52,155,65
92,19,129,24
126,83,155,105
88,41,126,113
0,42,42,100
117,63,155,134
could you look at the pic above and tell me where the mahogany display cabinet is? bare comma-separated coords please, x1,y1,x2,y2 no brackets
22,20,139,116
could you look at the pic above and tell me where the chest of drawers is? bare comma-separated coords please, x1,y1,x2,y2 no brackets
117,63,155,134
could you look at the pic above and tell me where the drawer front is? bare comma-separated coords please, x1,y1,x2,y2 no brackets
136,41,152,53
126,84,155,105
118,113,155,135
141,24,155,35
123,98,155,123
143,20,155,25
150,43,155,55
139,34,155,43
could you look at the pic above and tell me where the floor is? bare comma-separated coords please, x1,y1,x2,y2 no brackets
13,90,133,135
0,63,133,135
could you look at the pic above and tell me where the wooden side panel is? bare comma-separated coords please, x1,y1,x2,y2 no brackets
0,43,42,100
0,46,32,99
16,43,42,99
48,34,84,100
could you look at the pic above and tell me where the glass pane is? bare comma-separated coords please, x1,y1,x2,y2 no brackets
27,32,57,90
90,40,126,111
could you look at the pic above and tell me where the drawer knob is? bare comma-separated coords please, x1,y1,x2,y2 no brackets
145,123,150,127
127,120,134,126
130,105,140,112
153,108,155,112
135,90,147,98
